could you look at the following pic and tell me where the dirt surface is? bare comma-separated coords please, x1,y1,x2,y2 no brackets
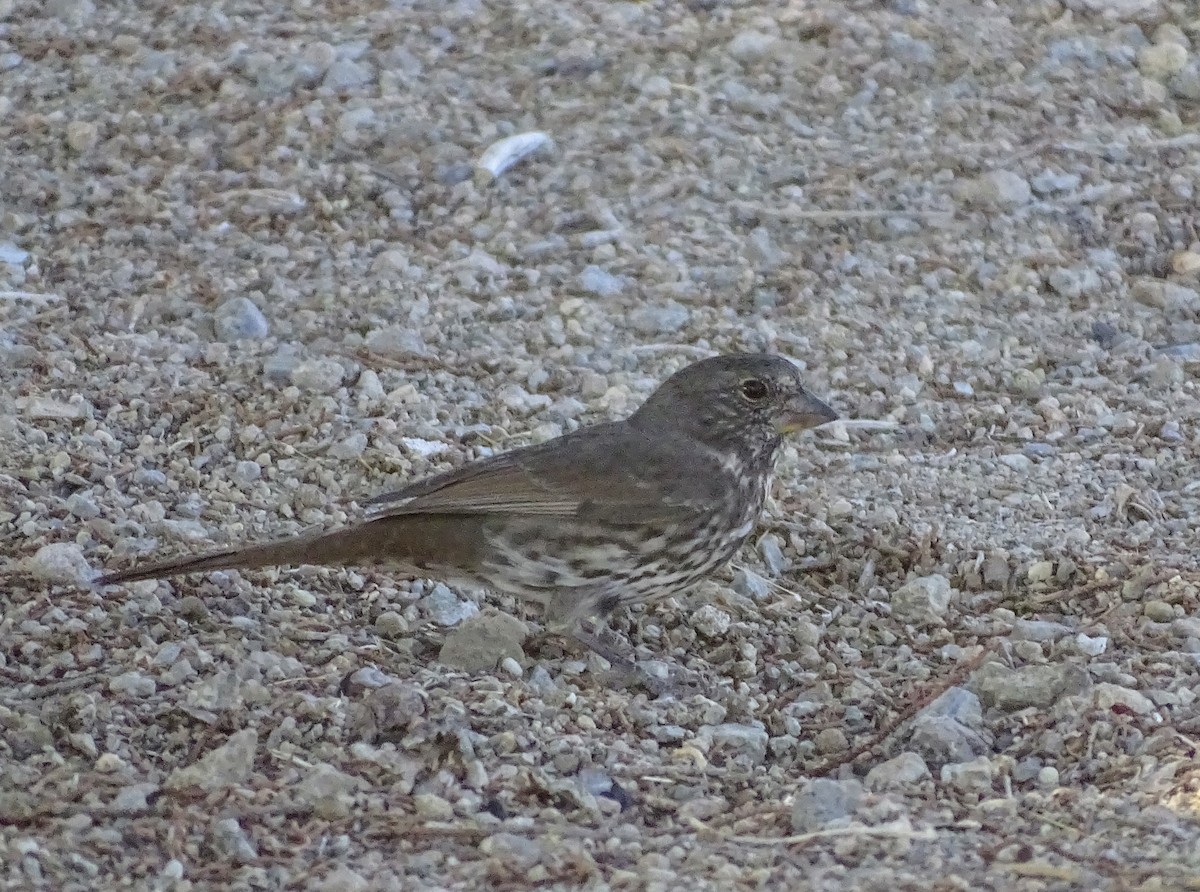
4,0,1200,888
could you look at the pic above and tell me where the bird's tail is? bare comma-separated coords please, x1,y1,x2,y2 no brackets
97,525,374,585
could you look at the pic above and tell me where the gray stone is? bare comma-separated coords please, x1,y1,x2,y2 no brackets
969,662,1092,711
732,567,770,600
210,817,258,863
290,357,346,394
579,265,624,296
438,610,527,672
24,543,90,585
213,297,269,341
908,715,992,767
290,763,365,819
704,723,769,764
423,582,479,626
890,574,953,625
864,751,931,790
628,300,690,335
790,777,865,832
165,728,257,792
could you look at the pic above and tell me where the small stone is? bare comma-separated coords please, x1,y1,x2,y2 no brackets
290,763,364,820
213,297,269,341
865,752,931,790
323,58,374,90
1143,600,1174,622
940,757,996,791
1137,42,1188,81
579,265,624,296
111,783,158,815
1036,766,1059,790
210,818,258,863
970,662,1092,711
962,169,1032,208
24,543,91,585
422,582,479,627
908,715,991,767
890,574,954,625
328,432,369,460
1074,633,1108,656
1094,682,1156,715
757,533,789,576
228,460,260,484
727,30,778,63
704,723,769,765
814,727,848,754
1013,618,1070,641
997,454,1033,473
790,778,864,832
413,793,454,820
109,671,156,698
438,610,527,672
373,610,408,637
263,348,302,386
690,604,732,638
66,119,98,153
314,868,369,892
165,729,257,792
290,358,346,394
628,300,691,335
66,492,100,519
732,567,770,600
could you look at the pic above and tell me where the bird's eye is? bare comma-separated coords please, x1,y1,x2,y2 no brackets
740,378,769,401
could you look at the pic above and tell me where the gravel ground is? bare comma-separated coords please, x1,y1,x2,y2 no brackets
4,0,1200,888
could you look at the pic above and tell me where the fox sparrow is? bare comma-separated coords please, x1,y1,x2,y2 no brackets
100,353,836,638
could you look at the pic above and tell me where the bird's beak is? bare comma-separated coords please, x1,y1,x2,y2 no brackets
776,389,838,433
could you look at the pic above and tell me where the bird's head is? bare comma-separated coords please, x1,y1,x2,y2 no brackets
631,353,838,460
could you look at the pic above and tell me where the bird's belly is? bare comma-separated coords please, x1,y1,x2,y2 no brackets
477,502,762,620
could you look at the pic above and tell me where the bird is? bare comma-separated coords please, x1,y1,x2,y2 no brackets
98,353,836,653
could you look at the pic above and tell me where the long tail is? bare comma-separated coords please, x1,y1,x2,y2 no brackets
97,514,486,586
96,526,373,585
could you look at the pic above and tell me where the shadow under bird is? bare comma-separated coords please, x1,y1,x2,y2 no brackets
100,353,837,647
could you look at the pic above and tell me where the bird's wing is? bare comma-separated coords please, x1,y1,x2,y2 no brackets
364,423,722,523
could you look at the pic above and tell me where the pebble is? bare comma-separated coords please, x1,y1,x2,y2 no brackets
233,460,262,483
1137,42,1188,80
413,792,455,820
373,610,408,637
23,543,91,584
727,30,779,63
328,431,369,460
1013,619,1072,641
314,868,370,892
790,778,864,832
290,358,346,394
323,58,375,90
1143,600,1175,622
757,534,789,576
690,604,732,637
908,715,991,767
732,567,771,600
890,574,954,625
814,727,848,754
940,757,997,791
628,301,691,335
438,611,527,672
290,763,364,820
213,297,269,341
579,265,624,296
962,169,1032,207
703,723,769,765
210,818,258,863
165,728,257,792
108,671,156,698
1094,682,1156,715
423,582,480,626
865,752,931,790
970,662,1092,711
111,783,158,815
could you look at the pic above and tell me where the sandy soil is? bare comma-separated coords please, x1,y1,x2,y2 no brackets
3,0,1200,888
